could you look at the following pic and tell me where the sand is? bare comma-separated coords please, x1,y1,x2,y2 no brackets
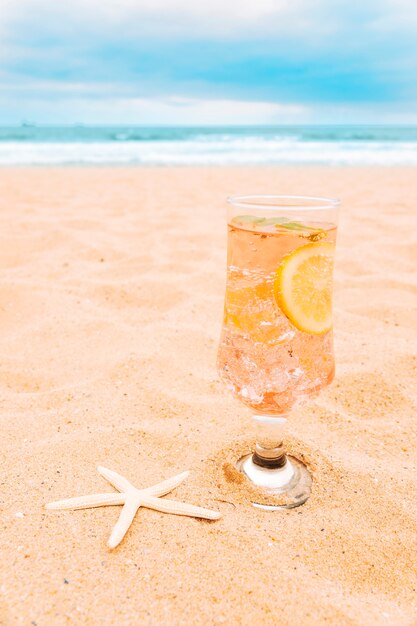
0,166,416,626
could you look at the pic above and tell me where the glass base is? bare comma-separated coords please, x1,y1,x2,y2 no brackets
236,453,312,510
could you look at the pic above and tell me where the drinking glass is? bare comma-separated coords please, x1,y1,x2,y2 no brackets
217,195,339,509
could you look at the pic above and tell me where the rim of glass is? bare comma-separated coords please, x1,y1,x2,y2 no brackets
227,194,340,211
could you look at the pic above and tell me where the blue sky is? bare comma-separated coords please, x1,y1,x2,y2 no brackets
0,0,416,125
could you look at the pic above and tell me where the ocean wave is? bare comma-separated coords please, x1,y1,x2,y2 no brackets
0,137,417,165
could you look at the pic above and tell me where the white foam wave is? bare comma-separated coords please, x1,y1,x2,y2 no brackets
0,138,416,165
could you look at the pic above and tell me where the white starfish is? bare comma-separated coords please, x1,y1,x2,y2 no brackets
46,466,221,549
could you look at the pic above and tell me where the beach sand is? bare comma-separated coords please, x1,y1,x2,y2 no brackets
0,166,416,625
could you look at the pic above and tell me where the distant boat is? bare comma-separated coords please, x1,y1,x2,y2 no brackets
21,121,37,128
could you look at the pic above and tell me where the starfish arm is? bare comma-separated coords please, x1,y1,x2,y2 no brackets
97,466,134,492
144,470,190,497
46,492,125,511
141,495,221,520
107,494,141,549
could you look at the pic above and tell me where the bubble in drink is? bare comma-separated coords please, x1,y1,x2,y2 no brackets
217,216,337,414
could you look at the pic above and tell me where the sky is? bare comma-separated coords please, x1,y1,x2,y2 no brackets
0,0,416,125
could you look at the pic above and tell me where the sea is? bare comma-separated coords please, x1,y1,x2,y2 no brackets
0,125,416,165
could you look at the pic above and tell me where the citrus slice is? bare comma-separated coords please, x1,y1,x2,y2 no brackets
274,242,335,335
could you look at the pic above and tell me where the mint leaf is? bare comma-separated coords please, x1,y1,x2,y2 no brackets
261,217,290,225
232,215,266,225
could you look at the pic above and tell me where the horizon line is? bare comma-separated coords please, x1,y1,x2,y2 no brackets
1,122,417,129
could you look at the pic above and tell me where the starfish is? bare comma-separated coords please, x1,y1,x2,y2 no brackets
46,466,221,549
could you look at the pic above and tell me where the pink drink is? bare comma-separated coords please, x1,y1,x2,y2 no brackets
217,219,337,415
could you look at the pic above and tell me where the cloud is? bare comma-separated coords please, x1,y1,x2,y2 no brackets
1,0,413,50
82,96,308,125
0,84,308,124
0,0,335,40
0,0,416,123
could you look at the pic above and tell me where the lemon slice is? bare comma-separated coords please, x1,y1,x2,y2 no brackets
274,242,335,335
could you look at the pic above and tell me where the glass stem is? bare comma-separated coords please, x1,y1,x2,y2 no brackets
252,415,288,469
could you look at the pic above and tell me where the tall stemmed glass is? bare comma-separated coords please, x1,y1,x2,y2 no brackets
217,195,339,508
